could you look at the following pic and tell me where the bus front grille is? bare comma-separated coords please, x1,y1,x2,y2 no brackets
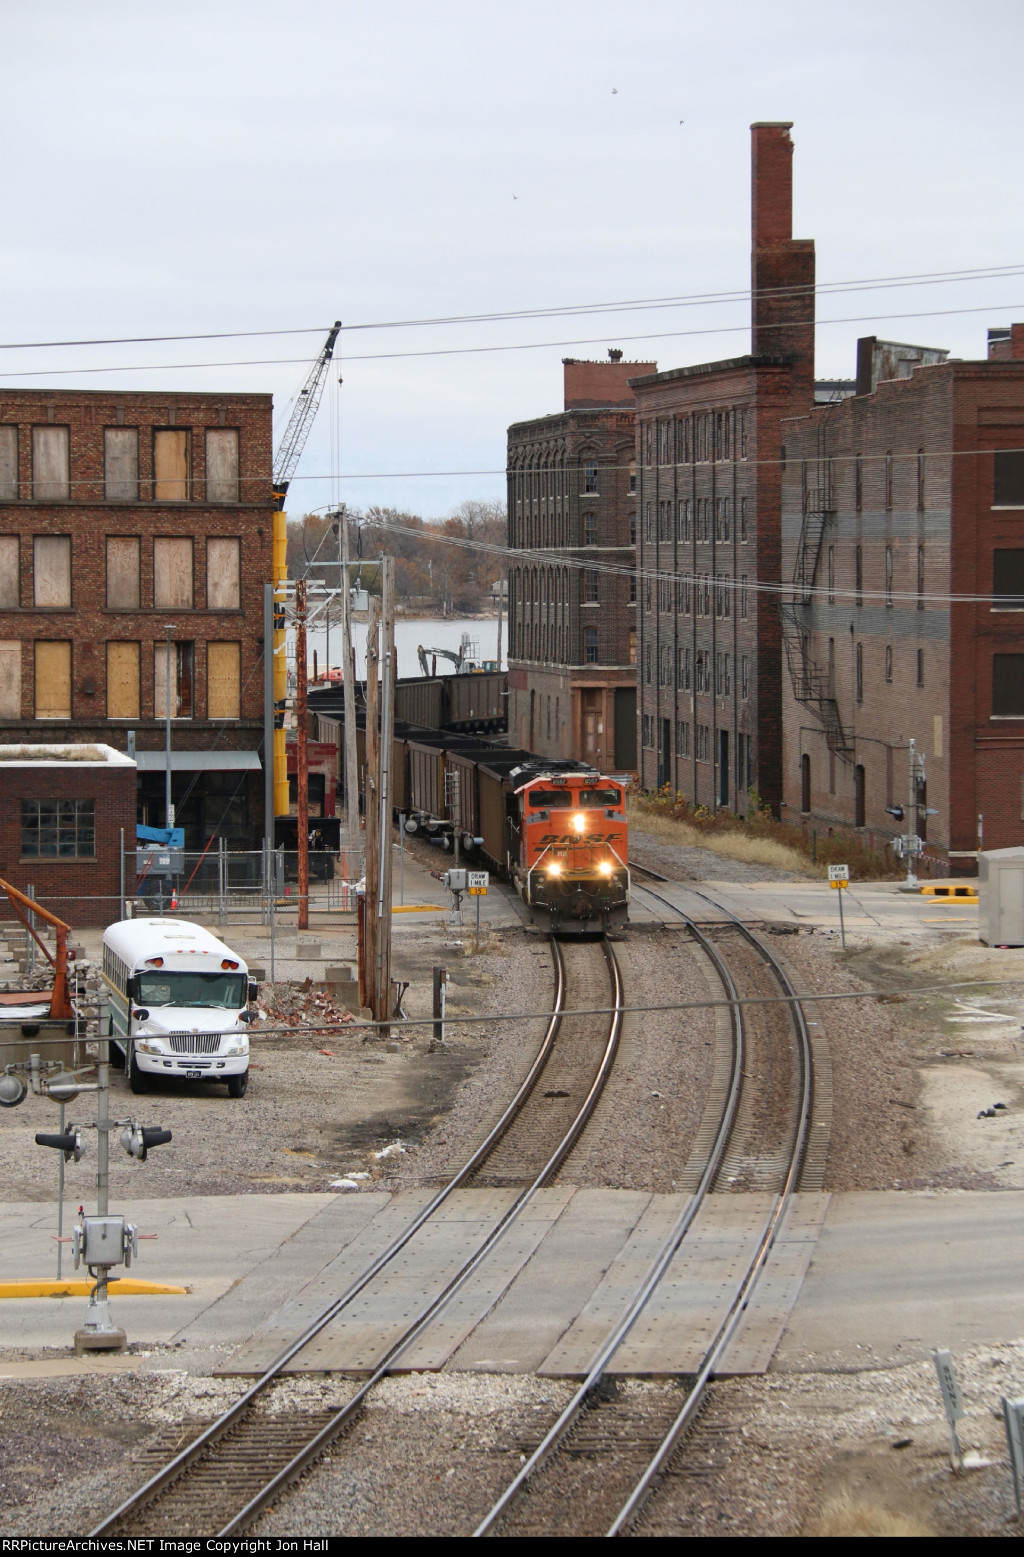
168,1034,222,1055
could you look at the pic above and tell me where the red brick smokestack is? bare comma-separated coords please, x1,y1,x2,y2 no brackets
751,121,815,402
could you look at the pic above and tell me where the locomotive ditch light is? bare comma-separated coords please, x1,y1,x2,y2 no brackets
598,861,613,877
572,813,586,833
0,1072,27,1107
547,862,562,876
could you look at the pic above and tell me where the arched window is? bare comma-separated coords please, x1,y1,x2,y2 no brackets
885,451,893,510
885,645,893,682
801,753,811,814
885,546,894,606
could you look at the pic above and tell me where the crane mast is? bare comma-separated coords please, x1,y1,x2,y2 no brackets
270,319,342,823
272,319,342,509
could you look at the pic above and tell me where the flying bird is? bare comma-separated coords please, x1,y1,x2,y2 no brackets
611,87,618,94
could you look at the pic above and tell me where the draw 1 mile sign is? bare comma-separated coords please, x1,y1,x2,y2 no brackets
829,864,849,948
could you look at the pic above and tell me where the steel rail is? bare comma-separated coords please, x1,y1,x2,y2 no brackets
473,918,746,1537
92,936,625,1539
90,937,567,1536
604,879,814,1537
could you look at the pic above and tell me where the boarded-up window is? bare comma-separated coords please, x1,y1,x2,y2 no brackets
0,641,21,717
154,640,194,718
153,537,193,608
104,428,138,500
32,426,70,500
35,641,71,719
207,536,241,609
33,535,71,607
106,536,141,609
0,536,19,608
0,427,17,500
106,641,140,719
153,430,189,501
993,654,1024,717
994,451,1024,507
208,641,241,718
994,549,1024,609
206,429,239,503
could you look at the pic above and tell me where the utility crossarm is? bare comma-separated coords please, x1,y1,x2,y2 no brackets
272,320,342,511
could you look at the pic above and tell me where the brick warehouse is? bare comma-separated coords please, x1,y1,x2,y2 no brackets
506,352,655,770
0,744,136,924
780,326,1024,873
632,122,846,813
0,390,275,851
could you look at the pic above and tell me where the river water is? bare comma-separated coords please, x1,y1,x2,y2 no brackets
293,615,506,680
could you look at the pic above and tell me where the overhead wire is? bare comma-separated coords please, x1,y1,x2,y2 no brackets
0,260,1022,353
4,298,1024,376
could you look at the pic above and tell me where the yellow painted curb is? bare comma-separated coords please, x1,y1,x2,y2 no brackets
0,1279,189,1298
392,904,446,914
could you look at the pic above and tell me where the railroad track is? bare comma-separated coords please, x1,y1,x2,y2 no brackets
473,873,814,1538
90,935,624,1539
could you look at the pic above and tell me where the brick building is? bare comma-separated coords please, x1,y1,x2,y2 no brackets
0,743,136,924
633,122,829,812
0,390,274,847
780,325,1024,872
506,353,655,770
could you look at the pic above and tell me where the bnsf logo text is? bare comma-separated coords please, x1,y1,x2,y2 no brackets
538,833,620,846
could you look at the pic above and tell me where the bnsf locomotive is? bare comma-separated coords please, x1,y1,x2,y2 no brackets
310,696,630,932
508,768,629,932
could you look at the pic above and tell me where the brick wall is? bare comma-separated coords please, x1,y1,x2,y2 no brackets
0,762,135,925
780,349,1024,872
0,389,274,842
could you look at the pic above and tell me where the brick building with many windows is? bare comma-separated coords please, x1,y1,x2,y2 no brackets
506,353,654,770
633,122,829,813
0,390,274,847
780,324,1024,872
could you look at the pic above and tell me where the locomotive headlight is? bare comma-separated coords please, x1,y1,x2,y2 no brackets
547,861,562,876
598,861,613,877
572,813,586,833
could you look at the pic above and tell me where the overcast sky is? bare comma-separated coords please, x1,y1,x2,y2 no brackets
4,0,1023,518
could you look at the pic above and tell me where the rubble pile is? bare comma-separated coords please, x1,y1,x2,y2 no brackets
258,979,356,1038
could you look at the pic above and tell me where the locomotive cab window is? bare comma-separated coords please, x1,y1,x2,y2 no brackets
578,787,622,808
528,788,573,808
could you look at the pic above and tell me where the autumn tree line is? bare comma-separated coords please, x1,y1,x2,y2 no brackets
285,500,506,616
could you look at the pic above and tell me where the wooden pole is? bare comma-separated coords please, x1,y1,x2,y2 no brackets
340,513,360,887
296,579,309,931
363,597,381,1026
377,555,396,1036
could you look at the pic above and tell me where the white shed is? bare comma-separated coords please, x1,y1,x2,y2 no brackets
978,847,1024,946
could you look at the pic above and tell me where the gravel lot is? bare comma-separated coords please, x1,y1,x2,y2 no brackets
3,866,1024,1538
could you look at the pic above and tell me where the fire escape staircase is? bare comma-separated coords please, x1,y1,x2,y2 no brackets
780,467,854,757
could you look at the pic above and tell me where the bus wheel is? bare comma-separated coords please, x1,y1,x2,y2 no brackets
227,1071,249,1098
129,1054,149,1094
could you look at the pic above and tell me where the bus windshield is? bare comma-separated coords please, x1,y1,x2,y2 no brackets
134,971,248,1010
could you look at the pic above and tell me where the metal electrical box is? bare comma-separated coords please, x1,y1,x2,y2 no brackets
978,847,1024,946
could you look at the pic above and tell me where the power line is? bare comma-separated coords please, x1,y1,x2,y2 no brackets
1,261,1021,354
3,299,1024,379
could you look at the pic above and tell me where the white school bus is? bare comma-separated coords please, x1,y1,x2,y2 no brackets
101,918,256,1097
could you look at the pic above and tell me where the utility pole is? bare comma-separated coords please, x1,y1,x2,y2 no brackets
296,579,309,930
363,597,381,1024
162,624,177,829
377,555,396,1037
339,512,360,890
905,736,920,891
263,583,274,856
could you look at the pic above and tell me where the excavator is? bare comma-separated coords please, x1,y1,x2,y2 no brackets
417,632,498,678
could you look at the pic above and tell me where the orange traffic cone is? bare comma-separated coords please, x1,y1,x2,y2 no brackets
170,888,178,910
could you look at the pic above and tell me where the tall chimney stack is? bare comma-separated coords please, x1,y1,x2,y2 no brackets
750,121,815,402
